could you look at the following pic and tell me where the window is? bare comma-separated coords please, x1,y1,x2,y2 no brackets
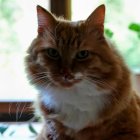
0,0,50,102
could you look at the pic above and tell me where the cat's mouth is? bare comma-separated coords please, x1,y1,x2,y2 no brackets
51,78,82,88
50,72,83,88
59,79,82,88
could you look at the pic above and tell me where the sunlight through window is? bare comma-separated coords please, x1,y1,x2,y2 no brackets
0,0,50,101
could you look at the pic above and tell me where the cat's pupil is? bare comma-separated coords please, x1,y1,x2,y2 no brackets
76,50,89,60
46,48,60,59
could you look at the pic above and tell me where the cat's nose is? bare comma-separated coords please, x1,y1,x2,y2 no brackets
63,73,74,82
60,68,74,81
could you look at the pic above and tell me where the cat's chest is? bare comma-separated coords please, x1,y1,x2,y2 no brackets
40,81,109,131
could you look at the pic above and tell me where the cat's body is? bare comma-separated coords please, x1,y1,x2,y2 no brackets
25,5,140,140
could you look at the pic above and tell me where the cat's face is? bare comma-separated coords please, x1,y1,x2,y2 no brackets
26,5,120,89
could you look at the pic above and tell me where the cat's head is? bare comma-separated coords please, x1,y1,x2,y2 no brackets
26,5,122,89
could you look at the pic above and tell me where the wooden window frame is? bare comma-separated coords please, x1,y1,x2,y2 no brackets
0,102,33,121
50,0,71,19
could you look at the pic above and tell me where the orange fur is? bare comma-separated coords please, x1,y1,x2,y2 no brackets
25,5,140,140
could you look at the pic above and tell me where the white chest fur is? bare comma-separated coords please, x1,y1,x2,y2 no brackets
40,81,109,131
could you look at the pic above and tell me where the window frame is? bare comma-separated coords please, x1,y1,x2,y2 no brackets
0,101,33,121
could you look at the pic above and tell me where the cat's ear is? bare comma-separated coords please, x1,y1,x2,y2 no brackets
37,5,56,34
86,4,105,31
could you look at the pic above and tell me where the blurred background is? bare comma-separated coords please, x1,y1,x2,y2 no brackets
0,0,140,138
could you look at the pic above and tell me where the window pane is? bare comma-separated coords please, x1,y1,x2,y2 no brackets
72,0,140,73
0,0,50,101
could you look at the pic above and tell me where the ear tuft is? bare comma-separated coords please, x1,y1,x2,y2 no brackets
86,4,105,27
36,5,56,34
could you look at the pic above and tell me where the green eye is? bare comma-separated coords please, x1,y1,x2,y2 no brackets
46,48,60,60
76,50,89,60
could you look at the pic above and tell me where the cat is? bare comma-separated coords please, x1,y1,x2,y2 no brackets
25,4,140,140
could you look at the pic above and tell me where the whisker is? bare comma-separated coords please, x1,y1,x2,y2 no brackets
27,71,56,88
33,77,52,89
30,72,50,77
28,76,50,85
19,103,27,119
30,71,61,77
31,76,49,81
16,102,21,122
9,102,12,118
26,115,37,123
40,80,52,89
85,76,118,94
84,77,120,105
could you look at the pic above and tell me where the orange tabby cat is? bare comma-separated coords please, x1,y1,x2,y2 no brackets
25,4,140,140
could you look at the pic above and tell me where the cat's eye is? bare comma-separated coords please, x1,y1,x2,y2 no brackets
76,50,89,60
46,48,60,60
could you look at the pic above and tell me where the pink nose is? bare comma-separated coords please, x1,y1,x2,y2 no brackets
60,68,74,81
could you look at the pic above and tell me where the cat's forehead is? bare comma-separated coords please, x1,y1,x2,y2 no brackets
54,21,85,48
56,21,84,36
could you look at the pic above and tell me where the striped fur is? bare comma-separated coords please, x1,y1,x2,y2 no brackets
25,5,140,140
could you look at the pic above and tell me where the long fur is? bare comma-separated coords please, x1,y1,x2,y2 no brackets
25,5,140,140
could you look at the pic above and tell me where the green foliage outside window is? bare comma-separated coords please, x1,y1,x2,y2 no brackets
0,0,21,52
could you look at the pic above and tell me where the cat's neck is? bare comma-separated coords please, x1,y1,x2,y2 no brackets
39,80,110,131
